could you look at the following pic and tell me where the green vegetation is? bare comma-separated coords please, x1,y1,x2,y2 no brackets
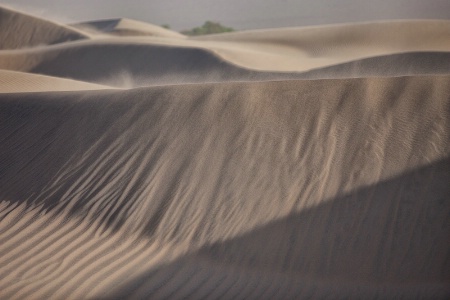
161,24,171,29
181,21,235,36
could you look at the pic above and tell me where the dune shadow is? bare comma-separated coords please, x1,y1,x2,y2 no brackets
28,44,450,87
106,157,450,299
1,91,449,299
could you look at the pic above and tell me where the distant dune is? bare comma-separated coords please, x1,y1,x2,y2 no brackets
72,18,186,39
0,6,89,50
0,6,449,300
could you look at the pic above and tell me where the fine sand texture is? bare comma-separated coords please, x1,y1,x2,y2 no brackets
1,6,449,300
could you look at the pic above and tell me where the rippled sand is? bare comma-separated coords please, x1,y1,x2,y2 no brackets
1,5,449,299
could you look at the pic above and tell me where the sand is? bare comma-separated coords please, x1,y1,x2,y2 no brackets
0,6,449,300
0,6,89,50
0,70,116,93
72,18,186,39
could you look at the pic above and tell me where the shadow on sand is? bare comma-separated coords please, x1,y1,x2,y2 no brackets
105,157,450,299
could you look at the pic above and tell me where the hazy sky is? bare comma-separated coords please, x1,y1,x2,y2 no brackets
2,0,450,30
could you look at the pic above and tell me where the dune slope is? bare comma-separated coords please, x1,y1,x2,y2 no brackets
1,42,450,87
0,6,89,50
0,70,116,92
1,76,450,299
73,18,186,38
0,20,450,87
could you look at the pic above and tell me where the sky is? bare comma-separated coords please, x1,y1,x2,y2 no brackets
2,0,450,30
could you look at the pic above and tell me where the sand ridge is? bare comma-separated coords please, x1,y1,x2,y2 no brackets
0,6,449,300
72,18,186,39
0,19,449,88
0,6,90,50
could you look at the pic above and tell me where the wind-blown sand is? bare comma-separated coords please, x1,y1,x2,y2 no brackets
0,6,449,300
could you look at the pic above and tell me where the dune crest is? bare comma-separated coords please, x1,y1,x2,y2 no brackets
73,18,186,39
0,18,449,88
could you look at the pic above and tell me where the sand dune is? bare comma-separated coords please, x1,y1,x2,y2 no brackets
192,20,450,71
0,6,449,300
0,70,116,92
73,18,186,39
0,6,89,50
2,45,450,87
0,20,449,88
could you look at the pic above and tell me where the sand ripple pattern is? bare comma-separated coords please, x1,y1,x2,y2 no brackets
1,6,450,299
1,77,450,299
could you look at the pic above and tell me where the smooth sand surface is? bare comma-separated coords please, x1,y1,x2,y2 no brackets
0,70,116,93
1,6,449,300
73,18,186,39
1,20,450,87
0,6,89,50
